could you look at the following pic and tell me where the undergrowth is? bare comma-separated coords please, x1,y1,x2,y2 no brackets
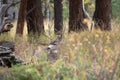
0,21,120,80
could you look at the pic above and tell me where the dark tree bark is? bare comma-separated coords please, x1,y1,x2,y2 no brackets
54,0,63,35
26,0,44,35
16,0,27,35
2,0,7,4
69,0,88,32
93,0,112,31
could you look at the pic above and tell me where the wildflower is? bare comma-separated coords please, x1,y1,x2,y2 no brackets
104,48,108,53
95,34,99,38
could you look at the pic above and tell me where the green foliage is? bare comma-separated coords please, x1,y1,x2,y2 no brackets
112,0,120,20
0,66,41,80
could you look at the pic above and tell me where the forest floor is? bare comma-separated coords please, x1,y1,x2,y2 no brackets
0,19,120,80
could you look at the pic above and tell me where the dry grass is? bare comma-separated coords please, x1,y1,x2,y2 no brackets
0,20,120,80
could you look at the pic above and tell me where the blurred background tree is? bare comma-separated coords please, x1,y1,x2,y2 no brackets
112,0,120,20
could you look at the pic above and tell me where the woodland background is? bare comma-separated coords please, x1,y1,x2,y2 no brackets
0,0,120,80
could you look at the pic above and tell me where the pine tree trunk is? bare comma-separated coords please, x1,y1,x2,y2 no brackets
26,0,44,35
93,0,112,31
44,0,50,20
54,0,63,35
69,0,87,32
16,0,27,35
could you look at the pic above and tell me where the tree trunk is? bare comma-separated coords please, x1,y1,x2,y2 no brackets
54,0,63,35
26,0,44,35
69,0,88,32
44,0,50,20
16,0,27,35
2,0,7,4
93,0,112,31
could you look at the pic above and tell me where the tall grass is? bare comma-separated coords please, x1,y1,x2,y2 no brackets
0,20,120,80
